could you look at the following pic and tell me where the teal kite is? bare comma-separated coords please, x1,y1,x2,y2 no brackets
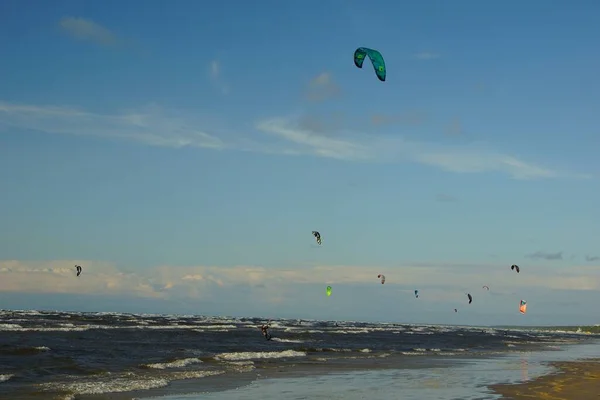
354,47,386,82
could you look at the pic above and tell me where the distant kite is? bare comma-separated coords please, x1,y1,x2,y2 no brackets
511,264,520,273
312,231,322,245
519,300,527,315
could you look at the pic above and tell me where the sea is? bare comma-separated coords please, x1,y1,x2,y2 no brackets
1,309,599,400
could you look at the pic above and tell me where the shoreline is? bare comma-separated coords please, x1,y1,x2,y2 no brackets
489,358,600,400
129,341,600,400
133,345,600,400
85,355,465,400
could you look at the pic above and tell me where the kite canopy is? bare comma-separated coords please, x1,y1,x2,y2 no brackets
414,290,419,298
511,264,520,273
354,47,386,81
519,300,527,314
377,274,386,284
312,231,322,245
467,293,473,304
326,286,332,297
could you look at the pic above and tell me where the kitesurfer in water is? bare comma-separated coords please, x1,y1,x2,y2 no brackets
260,324,272,340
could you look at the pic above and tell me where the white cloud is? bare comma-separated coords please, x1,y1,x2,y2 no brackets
210,61,220,79
0,101,590,180
0,102,224,149
2,260,600,324
0,260,164,299
413,52,440,60
59,17,119,46
208,60,229,95
255,116,589,180
2,260,599,305
0,260,600,297
305,72,341,101
257,118,370,161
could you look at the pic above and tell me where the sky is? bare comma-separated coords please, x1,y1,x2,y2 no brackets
1,0,599,326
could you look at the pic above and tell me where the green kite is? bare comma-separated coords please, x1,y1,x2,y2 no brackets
354,47,386,82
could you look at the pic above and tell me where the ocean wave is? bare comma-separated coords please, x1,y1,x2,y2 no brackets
143,357,203,369
271,337,304,343
38,370,223,397
0,322,235,332
298,347,353,353
222,360,256,373
215,350,306,361
0,345,51,355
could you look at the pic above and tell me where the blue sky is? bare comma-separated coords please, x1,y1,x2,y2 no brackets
1,0,599,326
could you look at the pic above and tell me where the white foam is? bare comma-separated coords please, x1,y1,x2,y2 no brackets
39,371,222,396
0,374,13,383
223,361,256,373
195,324,237,329
224,360,254,366
144,358,203,369
271,338,304,343
329,329,370,334
0,323,23,330
41,376,169,395
0,323,230,332
215,350,306,361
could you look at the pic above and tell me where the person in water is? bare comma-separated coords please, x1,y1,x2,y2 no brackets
260,324,272,340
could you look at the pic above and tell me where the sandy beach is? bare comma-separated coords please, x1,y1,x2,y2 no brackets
490,358,600,400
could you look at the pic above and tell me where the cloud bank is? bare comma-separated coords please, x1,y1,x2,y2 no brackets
2,260,599,323
2,260,599,300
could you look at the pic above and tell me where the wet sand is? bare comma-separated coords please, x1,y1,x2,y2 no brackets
490,358,600,400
